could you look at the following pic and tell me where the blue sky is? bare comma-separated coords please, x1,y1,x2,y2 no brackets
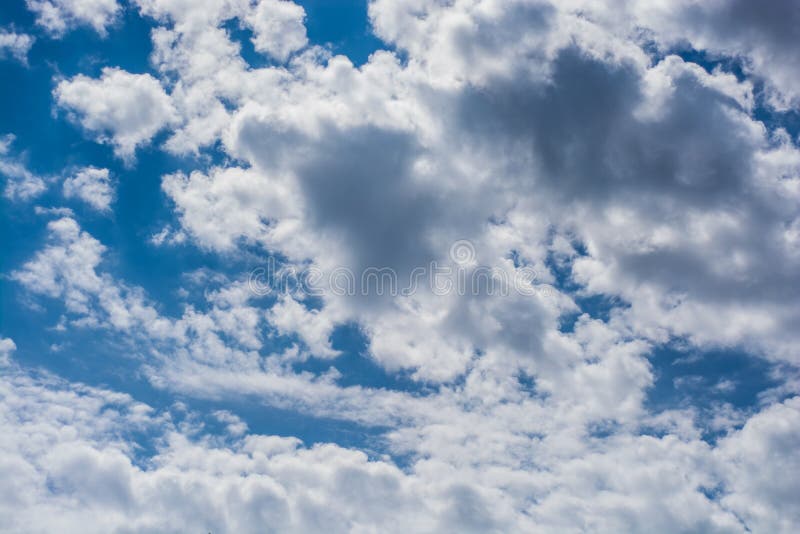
1,0,799,532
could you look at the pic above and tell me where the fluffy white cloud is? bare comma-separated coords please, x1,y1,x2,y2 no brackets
26,0,121,36
0,30,34,63
244,0,307,62
716,397,800,532
266,295,341,359
11,217,173,337
54,68,178,160
62,167,114,212
0,133,47,200
0,363,442,533
161,166,297,251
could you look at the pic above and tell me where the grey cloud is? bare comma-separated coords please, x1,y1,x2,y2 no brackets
456,47,755,206
608,0,800,108
296,126,440,274
448,45,800,357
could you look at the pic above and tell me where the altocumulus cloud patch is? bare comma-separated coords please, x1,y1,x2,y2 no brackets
1,0,800,532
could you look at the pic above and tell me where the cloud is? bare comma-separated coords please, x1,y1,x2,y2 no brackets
0,29,34,63
0,133,47,200
265,295,341,359
11,217,172,337
607,0,800,110
0,338,15,366
62,167,114,212
54,68,178,160
716,397,800,531
447,46,800,362
161,166,295,252
0,362,470,533
25,0,120,37
50,0,791,387
244,0,308,62
10,199,800,532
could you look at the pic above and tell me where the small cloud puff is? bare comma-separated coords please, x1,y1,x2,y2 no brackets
0,29,34,63
63,167,114,212
26,0,120,37
54,68,178,161
0,133,47,200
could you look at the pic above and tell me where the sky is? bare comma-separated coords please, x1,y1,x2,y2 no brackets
0,0,799,532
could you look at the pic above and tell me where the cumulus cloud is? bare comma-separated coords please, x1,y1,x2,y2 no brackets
51,0,793,388
608,0,800,109
11,217,172,336
244,0,308,62
0,364,445,533
716,397,800,531
161,166,296,251
0,30,34,63
26,0,120,36
54,68,178,160
62,167,114,212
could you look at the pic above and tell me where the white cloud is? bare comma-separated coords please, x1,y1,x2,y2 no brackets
244,0,307,62
58,0,793,388
0,134,47,200
620,0,800,110
266,295,341,358
62,167,114,212
0,337,15,366
54,68,178,160
10,208,800,532
0,30,34,63
11,218,173,337
212,409,248,436
0,363,466,533
26,0,120,36
717,397,800,532
161,166,296,251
